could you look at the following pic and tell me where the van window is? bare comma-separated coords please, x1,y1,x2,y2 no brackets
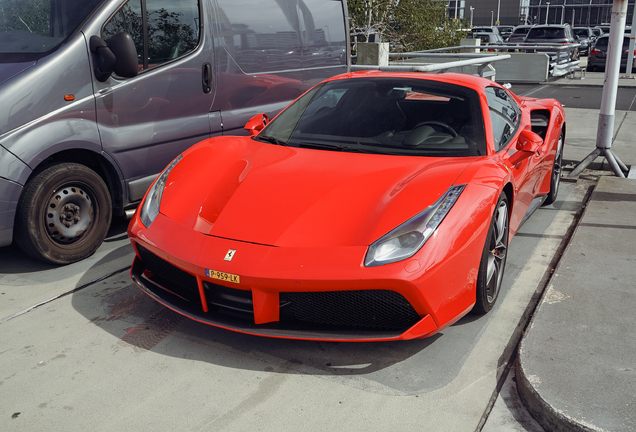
103,0,200,71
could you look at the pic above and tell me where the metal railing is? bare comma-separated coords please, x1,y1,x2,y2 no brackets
352,53,511,79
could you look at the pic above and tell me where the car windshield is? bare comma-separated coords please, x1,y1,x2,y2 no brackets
0,0,103,62
573,29,589,37
527,27,567,39
257,77,487,157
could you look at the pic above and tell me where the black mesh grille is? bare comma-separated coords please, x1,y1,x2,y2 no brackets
136,245,200,303
280,290,420,331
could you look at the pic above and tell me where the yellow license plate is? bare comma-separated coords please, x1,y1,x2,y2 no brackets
206,269,240,284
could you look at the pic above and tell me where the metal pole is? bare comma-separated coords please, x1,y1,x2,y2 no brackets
491,10,494,26
470,6,474,26
497,0,501,24
546,2,551,24
571,0,629,178
625,3,636,78
455,0,458,20
561,5,565,24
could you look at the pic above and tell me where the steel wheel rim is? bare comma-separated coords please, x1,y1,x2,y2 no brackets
486,200,508,303
45,184,94,244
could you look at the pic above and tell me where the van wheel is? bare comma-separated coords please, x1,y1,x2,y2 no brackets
15,163,112,265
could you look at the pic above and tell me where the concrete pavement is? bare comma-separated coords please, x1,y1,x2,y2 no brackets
513,70,636,431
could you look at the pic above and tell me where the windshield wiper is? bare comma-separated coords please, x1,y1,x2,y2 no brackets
256,135,288,146
297,142,346,151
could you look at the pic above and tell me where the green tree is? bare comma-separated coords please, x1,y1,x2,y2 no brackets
348,0,468,52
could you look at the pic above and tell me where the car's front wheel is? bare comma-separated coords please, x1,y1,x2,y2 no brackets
544,130,564,205
473,193,509,314
15,163,112,265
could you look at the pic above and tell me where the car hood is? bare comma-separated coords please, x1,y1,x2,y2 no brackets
159,137,474,247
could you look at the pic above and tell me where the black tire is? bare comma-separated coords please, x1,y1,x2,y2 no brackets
543,129,564,206
15,163,112,265
472,193,509,315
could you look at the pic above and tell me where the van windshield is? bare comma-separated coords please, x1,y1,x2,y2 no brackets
0,0,103,61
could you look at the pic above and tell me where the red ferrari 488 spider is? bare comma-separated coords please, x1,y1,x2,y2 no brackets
128,71,564,342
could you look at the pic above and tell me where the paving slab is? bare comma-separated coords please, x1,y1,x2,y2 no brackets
517,175,636,432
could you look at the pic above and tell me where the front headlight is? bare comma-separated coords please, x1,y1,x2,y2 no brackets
139,155,183,228
364,185,466,267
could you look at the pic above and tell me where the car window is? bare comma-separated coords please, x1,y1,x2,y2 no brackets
527,27,566,39
485,87,520,152
103,0,200,72
259,78,487,157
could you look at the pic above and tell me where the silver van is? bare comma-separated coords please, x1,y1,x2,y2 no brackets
0,0,349,264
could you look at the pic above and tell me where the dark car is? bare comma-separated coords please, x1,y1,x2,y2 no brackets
507,25,533,44
587,34,636,72
523,24,580,60
573,27,596,55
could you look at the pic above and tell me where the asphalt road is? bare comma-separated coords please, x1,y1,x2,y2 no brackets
511,84,636,110
0,177,593,431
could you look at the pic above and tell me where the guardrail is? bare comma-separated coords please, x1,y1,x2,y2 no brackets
385,44,581,78
352,53,511,79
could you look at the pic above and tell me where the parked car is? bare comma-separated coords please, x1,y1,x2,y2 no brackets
507,25,533,44
472,26,502,37
0,0,348,264
587,34,636,72
523,24,580,60
572,27,597,55
497,25,515,41
129,71,565,342
468,31,505,50
590,27,603,38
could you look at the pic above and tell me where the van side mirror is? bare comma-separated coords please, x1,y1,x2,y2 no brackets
244,114,269,136
90,33,138,82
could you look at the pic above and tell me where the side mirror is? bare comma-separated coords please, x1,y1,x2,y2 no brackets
244,114,269,136
510,128,543,165
90,33,138,82
517,128,543,153
108,32,138,78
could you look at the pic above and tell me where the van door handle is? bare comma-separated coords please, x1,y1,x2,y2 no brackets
202,63,212,94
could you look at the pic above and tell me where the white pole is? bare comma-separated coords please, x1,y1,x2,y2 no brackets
470,6,474,26
546,2,551,24
561,5,565,24
455,0,458,19
573,0,629,178
491,10,494,26
625,3,636,78
497,0,501,24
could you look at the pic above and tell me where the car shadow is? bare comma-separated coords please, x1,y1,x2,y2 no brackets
69,245,492,395
0,215,131,277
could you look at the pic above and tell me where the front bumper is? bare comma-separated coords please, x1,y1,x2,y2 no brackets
128,186,489,341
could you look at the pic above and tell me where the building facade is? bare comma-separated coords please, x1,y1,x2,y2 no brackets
448,0,635,27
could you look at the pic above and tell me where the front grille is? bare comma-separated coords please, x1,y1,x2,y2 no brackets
280,290,420,331
136,245,200,303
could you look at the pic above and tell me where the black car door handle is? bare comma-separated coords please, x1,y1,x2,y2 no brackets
202,62,213,94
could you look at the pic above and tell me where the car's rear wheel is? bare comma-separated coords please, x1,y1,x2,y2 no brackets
544,130,564,205
15,163,112,265
473,193,509,314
